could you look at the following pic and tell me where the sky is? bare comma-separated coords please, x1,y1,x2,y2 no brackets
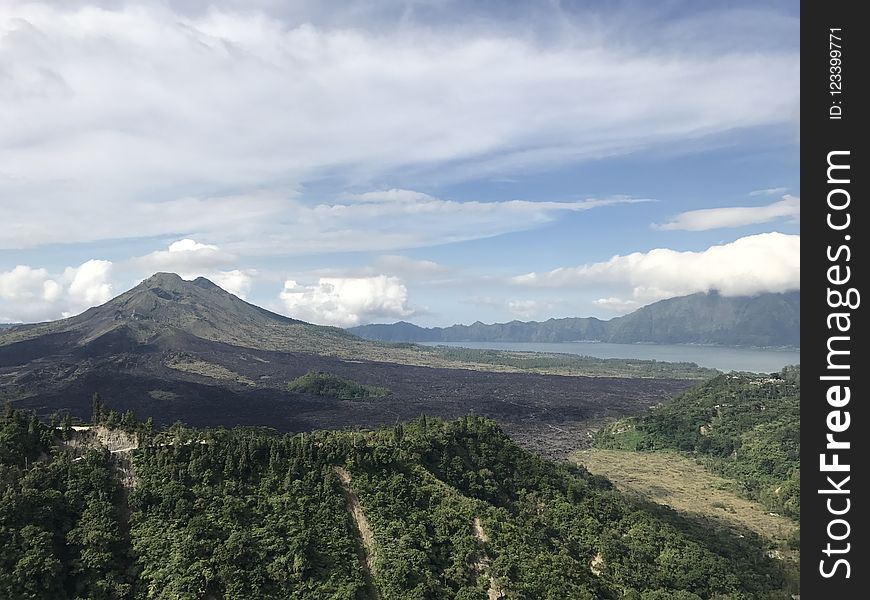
0,0,800,327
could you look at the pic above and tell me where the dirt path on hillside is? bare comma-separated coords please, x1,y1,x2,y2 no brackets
472,517,505,600
334,466,380,599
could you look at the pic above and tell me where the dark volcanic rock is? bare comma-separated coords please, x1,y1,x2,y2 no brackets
13,340,692,458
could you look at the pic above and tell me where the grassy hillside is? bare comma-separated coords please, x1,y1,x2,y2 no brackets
594,367,800,520
1,405,792,599
573,447,800,598
574,449,796,543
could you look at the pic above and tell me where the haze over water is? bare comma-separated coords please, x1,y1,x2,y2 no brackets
422,341,800,373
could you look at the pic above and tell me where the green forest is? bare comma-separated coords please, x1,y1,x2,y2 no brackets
595,367,800,521
287,371,391,400
426,346,719,379
1,395,794,600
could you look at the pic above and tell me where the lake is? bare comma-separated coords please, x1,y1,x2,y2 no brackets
421,341,800,373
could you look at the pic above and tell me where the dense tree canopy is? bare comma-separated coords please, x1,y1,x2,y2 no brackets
1,401,791,599
287,371,391,400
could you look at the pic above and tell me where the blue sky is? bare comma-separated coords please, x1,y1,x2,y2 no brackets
0,0,799,326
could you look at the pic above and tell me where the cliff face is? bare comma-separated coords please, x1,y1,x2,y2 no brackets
61,426,139,455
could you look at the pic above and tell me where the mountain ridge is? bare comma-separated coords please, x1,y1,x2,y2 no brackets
349,290,800,348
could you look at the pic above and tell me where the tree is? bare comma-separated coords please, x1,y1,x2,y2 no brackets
11,525,64,599
91,393,104,424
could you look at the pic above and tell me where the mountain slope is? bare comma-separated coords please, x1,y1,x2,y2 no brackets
605,291,800,347
349,291,800,348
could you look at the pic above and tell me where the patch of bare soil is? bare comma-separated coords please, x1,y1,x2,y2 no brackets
590,552,604,576
62,425,139,455
334,466,380,599
472,517,505,600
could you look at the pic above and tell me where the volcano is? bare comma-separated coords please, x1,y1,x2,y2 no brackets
0,272,359,356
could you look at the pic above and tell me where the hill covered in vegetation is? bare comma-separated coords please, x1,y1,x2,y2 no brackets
350,291,800,348
287,370,391,400
594,367,800,520
1,403,791,599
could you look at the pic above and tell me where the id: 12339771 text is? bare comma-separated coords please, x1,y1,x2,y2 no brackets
830,28,844,119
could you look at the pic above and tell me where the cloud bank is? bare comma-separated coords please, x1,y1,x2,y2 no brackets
1,2,798,252
0,260,114,322
221,193,650,256
512,232,799,302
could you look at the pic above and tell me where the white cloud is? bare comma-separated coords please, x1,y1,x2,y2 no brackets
265,194,651,255
207,269,254,299
64,259,113,314
167,239,218,253
749,187,789,197
0,266,55,312
462,296,505,310
460,296,566,321
2,187,650,256
592,297,642,314
654,195,799,231
506,299,556,320
279,275,415,326
277,256,459,296
373,255,450,279
0,4,798,251
0,260,114,322
131,238,233,271
192,193,648,256
512,232,799,301
128,238,254,298
346,189,436,203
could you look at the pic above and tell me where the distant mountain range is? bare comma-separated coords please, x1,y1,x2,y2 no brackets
349,291,800,348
